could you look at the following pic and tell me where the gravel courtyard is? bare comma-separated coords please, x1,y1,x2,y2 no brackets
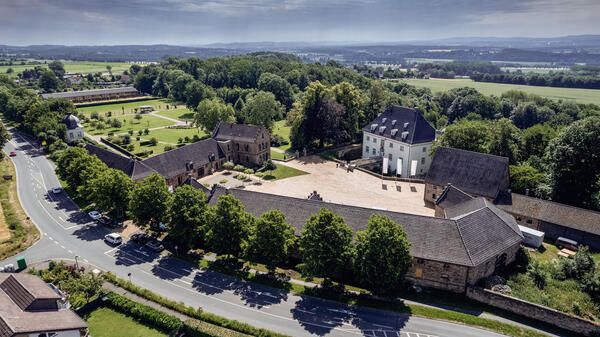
243,156,434,216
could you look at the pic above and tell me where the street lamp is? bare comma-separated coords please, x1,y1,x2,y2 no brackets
127,272,132,283
74,255,79,271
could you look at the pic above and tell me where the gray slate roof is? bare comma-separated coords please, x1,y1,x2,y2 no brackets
497,193,600,236
426,147,510,200
84,144,157,180
212,122,267,143
209,187,522,267
62,113,81,130
0,274,87,337
41,86,138,99
141,138,226,179
362,105,436,145
435,184,474,209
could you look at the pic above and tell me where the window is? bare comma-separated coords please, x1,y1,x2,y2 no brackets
389,142,393,148
443,263,450,269
365,146,370,153
366,135,370,141
372,148,376,155
372,138,377,144
416,259,424,264
421,157,425,165
399,145,404,151
388,153,392,161
526,219,533,224
516,217,522,221
432,193,436,199
422,146,427,152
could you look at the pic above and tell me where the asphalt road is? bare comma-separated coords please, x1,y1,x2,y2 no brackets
1,131,508,337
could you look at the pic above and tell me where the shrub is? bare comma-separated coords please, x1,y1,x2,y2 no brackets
127,144,135,151
164,145,175,152
148,137,158,146
243,168,254,175
223,162,235,170
270,134,289,147
91,112,99,120
233,164,245,172
184,136,191,143
110,119,122,128
123,135,131,144
182,319,250,337
104,292,183,332
144,128,150,135
514,247,530,272
528,261,547,289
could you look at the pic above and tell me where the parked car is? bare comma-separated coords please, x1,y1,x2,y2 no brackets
88,210,101,220
51,187,62,194
145,239,164,252
8,152,16,157
97,215,111,226
104,233,122,246
556,237,579,251
130,232,150,244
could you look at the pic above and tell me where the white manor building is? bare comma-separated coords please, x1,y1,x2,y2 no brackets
63,113,84,144
362,105,436,177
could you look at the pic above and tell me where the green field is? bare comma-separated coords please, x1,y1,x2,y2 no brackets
85,307,166,337
84,114,175,135
155,107,195,121
273,120,291,151
262,163,307,180
143,127,207,144
77,99,175,117
400,78,600,105
1,61,132,78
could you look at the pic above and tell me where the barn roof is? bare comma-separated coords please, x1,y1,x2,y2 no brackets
41,86,138,99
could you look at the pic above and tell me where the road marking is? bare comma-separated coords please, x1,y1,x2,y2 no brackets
103,247,119,255
49,236,53,240
373,323,394,329
68,250,73,254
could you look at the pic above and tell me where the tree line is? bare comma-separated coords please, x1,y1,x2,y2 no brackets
54,145,412,295
471,71,600,90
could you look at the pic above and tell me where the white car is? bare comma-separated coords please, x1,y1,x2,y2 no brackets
51,187,62,194
88,211,101,220
104,233,122,245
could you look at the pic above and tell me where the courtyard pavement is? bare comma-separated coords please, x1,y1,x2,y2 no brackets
240,156,435,216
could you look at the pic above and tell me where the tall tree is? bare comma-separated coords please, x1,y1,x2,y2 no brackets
488,118,521,163
0,122,9,159
129,174,171,228
168,185,208,249
521,124,557,160
244,210,296,272
434,120,491,154
546,116,600,210
39,69,61,92
299,208,354,281
242,91,283,130
206,194,253,257
193,98,235,132
48,61,66,78
257,72,294,110
87,169,134,219
355,214,411,295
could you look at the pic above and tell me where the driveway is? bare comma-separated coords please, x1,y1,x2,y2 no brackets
244,156,435,216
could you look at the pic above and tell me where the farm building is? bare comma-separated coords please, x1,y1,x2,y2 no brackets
207,186,523,293
41,86,139,103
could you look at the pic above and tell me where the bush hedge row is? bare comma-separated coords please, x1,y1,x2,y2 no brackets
104,292,183,332
183,319,253,337
104,273,290,337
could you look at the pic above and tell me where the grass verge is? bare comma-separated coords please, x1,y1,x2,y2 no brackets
85,306,167,337
0,158,40,260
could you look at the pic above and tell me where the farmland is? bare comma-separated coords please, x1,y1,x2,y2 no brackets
1,61,132,78
399,78,600,105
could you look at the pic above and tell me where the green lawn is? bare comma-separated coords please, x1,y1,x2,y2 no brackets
77,99,175,117
1,61,132,78
84,114,175,135
143,127,207,144
155,107,195,121
262,163,307,180
399,78,600,105
85,307,166,337
273,120,291,151
270,149,286,161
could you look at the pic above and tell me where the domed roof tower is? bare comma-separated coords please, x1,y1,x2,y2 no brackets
63,113,81,130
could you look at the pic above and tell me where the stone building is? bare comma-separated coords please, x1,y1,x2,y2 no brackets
496,193,600,251
212,122,270,167
86,123,269,188
0,273,87,337
424,147,509,205
362,105,436,177
41,86,139,103
208,186,523,293
62,113,84,143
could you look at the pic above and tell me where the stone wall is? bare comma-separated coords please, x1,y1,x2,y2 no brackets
466,287,600,336
424,183,442,205
408,258,468,293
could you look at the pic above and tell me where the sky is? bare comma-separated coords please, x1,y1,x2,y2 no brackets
1,0,599,46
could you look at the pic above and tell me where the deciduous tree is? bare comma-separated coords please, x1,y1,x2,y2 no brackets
129,174,171,228
168,185,208,249
244,210,296,272
206,194,253,257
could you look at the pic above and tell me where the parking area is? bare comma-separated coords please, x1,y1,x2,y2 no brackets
243,156,434,216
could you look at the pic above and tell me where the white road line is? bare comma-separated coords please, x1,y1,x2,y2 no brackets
68,250,73,254
49,236,53,240
373,323,394,329
60,245,65,249
103,247,119,255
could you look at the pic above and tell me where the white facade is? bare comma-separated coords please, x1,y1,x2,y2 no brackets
65,126,84,143
362,131,433,177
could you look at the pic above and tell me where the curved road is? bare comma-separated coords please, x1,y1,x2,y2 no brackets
1,131,507,337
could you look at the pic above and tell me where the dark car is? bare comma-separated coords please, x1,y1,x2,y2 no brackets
145,239,164,252
96,215,111,226
9,151,16,157
130,232,150,244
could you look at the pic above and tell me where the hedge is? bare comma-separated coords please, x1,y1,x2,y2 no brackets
103,273,290,337
183,319,253,337
103,292,183,332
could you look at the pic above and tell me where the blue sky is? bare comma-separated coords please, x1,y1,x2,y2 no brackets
1,0,599,45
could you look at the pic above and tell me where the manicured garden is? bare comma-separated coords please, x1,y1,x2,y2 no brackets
272,120,291,151
142,127,207,144
155,107,195,121
77,98,174,117
83,114,175,135
85,307,166,337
